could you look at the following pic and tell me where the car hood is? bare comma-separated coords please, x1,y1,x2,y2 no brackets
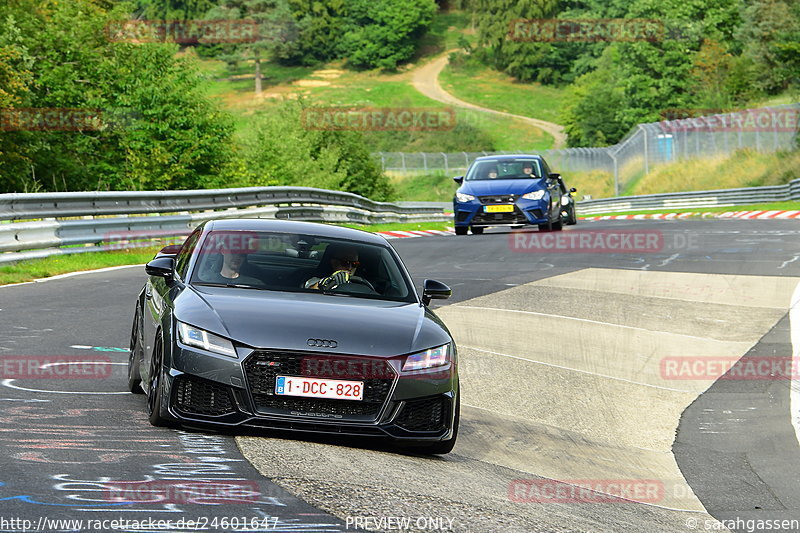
174,286,452,357
460,178,546,197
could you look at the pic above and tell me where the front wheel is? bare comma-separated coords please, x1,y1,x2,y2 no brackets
147,338,171,427
454,226,468,236
128,308,144,394
470,226,484,235
551,219,563,231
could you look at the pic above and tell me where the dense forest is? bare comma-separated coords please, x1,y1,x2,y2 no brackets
0,0,797,194
454,0,799,147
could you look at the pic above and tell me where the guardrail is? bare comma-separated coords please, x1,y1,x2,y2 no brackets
577,178,800,215
0,187,449,264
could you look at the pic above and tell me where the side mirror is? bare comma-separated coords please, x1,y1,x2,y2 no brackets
422,279,452,306
145,256,175,279
549,173,561,179
570,187,577,193
453,176,464,185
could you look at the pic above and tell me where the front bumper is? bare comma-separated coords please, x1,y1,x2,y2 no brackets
454,197,551,227
162,344,458,442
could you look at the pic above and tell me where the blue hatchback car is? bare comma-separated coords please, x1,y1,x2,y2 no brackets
452,155,576,235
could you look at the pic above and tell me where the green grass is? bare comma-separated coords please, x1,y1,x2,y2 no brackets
580,201,800,217
439,58,565,124
197,34,554,152
390,172,457,202
630,149,800,196
0,221,454,286
0,247,161,285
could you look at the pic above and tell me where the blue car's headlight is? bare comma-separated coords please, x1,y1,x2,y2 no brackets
456,193,476,202
403,345,449,371
521,190,546,200
177,321,237,358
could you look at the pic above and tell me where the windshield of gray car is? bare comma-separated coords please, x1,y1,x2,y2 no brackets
465,159,544,181
189,230,416,303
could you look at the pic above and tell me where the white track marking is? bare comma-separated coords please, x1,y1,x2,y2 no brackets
790,281,800,446
455,305,716,341
1,362,128,395
462,345,692,393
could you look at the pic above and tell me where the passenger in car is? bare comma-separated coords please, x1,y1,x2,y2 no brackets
201,246,262,286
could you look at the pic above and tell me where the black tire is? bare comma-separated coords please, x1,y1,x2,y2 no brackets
147,337,170,427
454,226,468,236
538,221,552,232
470,226,484,235
416,394,460,455
552,219,563,231
128,308,144,394
567,206,578,225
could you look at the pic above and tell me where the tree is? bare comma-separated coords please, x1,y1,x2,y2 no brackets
338,0,437,70
242,99,394,201
736,0,799,94
560,46,629,147
203,0,297,94
0,0,237,193
130,0,219,20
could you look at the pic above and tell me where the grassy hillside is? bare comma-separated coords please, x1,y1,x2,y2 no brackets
439,58,565,124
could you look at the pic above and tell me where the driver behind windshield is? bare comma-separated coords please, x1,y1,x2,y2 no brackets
522,163,535,176
303,244,374,291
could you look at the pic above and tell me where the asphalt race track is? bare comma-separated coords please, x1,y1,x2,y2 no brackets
1,218,799,533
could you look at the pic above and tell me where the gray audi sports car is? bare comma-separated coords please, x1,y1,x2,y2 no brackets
128,218,459,454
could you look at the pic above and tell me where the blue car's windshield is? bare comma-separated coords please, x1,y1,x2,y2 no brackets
466,159,544,181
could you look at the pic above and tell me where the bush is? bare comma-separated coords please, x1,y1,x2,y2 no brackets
241,99,394,201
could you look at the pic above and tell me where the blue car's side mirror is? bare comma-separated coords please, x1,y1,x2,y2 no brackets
453,176,463,185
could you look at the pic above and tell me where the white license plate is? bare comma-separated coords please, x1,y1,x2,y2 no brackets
484,204,514,213
275,375,364,401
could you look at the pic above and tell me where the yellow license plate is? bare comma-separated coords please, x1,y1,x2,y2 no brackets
484,204,514,213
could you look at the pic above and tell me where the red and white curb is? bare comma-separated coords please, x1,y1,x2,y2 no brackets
580,210,800,221
377,228,454,239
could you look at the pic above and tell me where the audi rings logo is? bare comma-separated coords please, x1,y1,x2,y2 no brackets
307,338,338,349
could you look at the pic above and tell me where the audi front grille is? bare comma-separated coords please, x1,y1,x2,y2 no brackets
243,350,396,422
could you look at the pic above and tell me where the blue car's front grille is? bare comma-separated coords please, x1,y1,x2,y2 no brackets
471,206,527,224
478,195,517,205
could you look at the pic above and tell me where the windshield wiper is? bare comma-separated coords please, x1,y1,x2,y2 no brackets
193,282,265,290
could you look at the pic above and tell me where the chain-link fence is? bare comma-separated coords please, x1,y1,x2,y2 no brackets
374,104,799,196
